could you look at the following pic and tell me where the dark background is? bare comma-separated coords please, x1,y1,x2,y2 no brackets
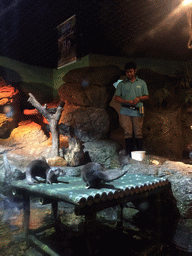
0,0,192,68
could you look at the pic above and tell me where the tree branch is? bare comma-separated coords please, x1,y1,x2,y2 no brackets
27,93,65,156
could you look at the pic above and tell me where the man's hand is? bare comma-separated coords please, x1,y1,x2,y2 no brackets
133,97,140,105
128,100,134,105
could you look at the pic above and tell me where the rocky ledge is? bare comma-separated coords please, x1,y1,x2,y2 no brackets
122,156,192,219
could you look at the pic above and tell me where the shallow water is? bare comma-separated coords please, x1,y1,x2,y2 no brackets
0,153,192,256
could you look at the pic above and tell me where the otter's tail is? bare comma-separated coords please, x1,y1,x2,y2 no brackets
100,169,127,182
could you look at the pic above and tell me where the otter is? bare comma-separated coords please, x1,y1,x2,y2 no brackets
118,149,130,168
25,159,66,185
81,162,127,188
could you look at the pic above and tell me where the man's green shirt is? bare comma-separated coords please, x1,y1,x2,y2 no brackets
115,76,149,117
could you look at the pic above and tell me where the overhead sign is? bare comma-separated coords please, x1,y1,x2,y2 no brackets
57,15,77,68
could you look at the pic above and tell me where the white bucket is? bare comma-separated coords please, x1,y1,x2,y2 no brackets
131,151,146,161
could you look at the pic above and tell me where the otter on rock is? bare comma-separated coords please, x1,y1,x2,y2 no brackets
26,159,66,185
81,162,127,189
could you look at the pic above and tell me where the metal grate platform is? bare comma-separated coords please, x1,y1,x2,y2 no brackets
10,173,170,215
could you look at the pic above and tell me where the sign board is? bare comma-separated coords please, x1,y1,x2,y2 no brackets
57,15,77,68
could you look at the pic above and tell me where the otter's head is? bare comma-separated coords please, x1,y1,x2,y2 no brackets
54,168,66,176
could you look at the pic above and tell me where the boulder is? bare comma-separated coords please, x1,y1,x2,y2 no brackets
59,102,111,142
58,65,121,108
83,139,121,168
63,65,121,87
0,85,20,114
0,114,14,138
58,82,115,108
158,160,192,218
0,82,20,138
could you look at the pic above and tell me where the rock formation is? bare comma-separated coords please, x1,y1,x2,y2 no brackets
0,77,20,138
59,102,111,142
136,68,192,158
58,65,121,142
143,109,184,158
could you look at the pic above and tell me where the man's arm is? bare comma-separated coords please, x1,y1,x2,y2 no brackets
115,95,134,105
139,95,149,101
133,95,149,105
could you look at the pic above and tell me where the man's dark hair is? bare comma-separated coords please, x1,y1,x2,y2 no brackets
124,61,137,71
